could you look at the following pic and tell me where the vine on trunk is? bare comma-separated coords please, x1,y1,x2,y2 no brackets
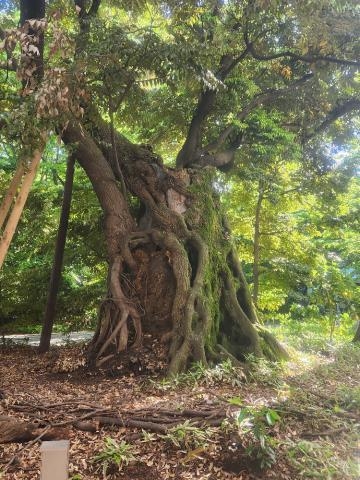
78,125,287,372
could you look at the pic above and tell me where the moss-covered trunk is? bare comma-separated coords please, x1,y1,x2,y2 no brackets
63,118,287,374
353,319,360,343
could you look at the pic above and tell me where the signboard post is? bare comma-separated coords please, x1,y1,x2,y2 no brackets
40,440,70,480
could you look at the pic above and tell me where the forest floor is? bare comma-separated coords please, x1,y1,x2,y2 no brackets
0,336,359,480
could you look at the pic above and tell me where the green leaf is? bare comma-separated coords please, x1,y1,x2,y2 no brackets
265,409,280,426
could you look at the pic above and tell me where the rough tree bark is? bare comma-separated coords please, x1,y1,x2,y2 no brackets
60,114,288,373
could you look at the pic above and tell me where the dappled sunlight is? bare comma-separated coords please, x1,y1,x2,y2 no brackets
284,348,332,377
269,342,360,479
1,0,359,478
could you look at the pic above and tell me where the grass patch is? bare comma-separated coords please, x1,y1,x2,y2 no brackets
92,437,137,477
286,438,358,479
266,315,355,355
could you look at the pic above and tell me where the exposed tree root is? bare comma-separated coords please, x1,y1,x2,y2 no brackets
89,255,142,367
2,400,234,441
258,328,290,361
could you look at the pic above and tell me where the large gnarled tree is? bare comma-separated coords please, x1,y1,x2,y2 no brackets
1,0,359,373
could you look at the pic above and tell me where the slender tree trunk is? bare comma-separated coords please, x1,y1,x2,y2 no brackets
253,185,264,307
352,318,360,343
0,148,43,270
0,163,25,230
39,155,75,353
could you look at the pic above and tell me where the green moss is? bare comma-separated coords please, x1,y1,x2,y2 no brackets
258,328,290,361
184,169,232,350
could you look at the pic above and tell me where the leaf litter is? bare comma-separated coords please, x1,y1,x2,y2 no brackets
0,340,359,479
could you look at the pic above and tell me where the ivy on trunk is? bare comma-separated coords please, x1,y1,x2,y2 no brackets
62,117,287,373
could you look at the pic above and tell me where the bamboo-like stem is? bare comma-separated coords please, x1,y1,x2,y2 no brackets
0,162,25,230
0,147,44,269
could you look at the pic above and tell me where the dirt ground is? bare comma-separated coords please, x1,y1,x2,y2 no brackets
0,338,359,479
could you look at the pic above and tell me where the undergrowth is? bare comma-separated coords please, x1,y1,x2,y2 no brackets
230,405,281,469
149,359,246,391
285,438,359,479
160,420,216,450
267,315,355,355
92,437,137,477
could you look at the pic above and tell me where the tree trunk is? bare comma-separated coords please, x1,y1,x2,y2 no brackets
0,162,25,230
39,155,75,353
253,185,264,307
0,147,44,270
20,0,45,82
62,122,141,363
61,115,287,373
352,319,360,343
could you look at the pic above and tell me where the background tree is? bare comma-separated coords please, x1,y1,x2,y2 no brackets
0,0,359,372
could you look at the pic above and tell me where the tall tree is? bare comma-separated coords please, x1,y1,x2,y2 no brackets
39,154,75,353
1,0,359,372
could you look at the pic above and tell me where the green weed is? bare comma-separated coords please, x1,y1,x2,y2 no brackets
92,437,137,477
335,385,360,411
232,406,281,469
161,420,214,450
245,354,284,387
334,343,360,364
150,359,245,391
141,429,157,443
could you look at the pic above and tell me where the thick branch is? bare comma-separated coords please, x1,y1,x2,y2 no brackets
216,49,249,80
74,0,101,55
304,98,360,141
175,90,217,168
88,0,101,16
62,121,134,260
244,32,360,68
75,0,101,17
199,73,313,168
176,49,249,168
